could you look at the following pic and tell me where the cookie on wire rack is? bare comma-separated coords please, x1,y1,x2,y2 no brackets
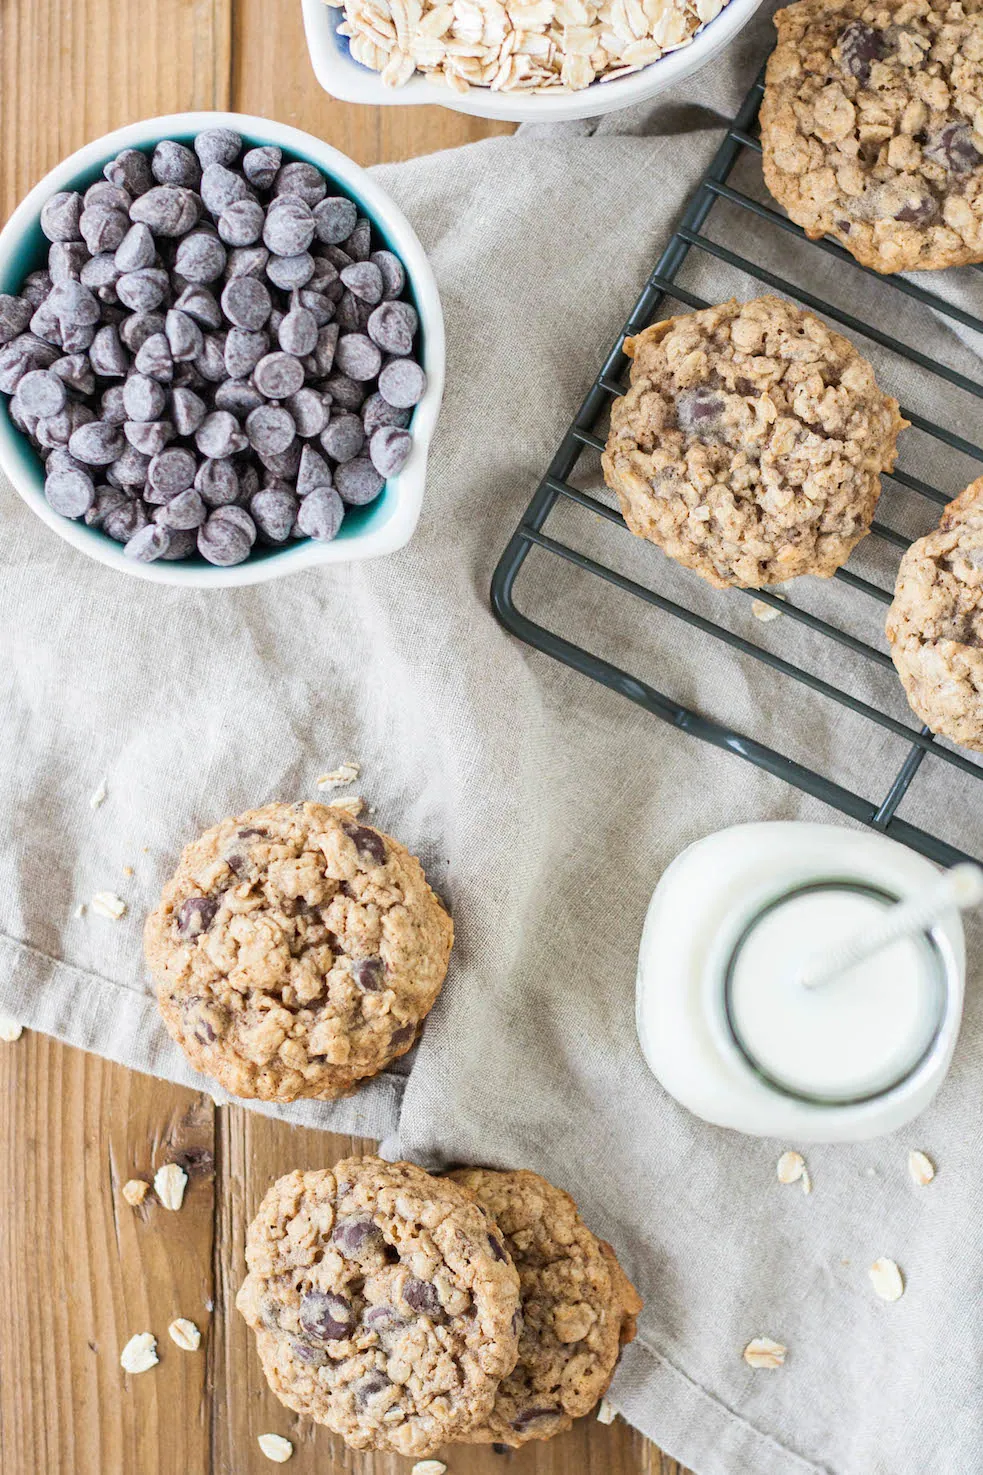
887,475,983,751
601,295,906,589
760,0,983,273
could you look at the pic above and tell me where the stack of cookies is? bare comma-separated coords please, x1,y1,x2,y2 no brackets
236,1155,642,1456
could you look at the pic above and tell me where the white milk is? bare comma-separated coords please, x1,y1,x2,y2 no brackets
636,822,966,1141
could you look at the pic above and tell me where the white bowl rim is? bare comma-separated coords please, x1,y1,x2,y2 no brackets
302,0,764,122
0,110,445,588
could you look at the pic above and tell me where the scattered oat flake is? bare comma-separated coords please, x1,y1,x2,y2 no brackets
908,1150,935,1186
869,1258,904,1302
411,1463,447,1475
89,780,108,809
751,597,784,622
168,1318,201,1352
326,794,365,817
91,891,127,920
0,1016,23,1043
776,1149,805,1185
120,1332,158,1374
800,1166,812,1195
596,1398,617,1424
743,1337,787,1369
74,903,86,918
316,761,360,789
258,1434,294,1463
154,1162,188,1211
122,1178,149,1207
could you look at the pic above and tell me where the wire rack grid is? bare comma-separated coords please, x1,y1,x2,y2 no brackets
490,62,983,868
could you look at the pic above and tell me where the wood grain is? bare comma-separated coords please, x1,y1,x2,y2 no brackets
0,0,684,1469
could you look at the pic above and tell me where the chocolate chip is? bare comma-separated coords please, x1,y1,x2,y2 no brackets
837,20,887,83
362,391,411,435
342,821,386,866
123,373,167,423
175,230,227,284
250,487,297,543
147,446,196,500
367,300,417,356
117,267,170,313
69,420,125,465
194,128,243,169
218,199,265,247
289,1339,328,1367
165,308,204,363
295,486,343,541
402,1278,442,1319
297,443,333,495
299,1290,355,1343
335,456,384,506
351,957,384,990
41,192,84,243
152,140,201,189
196,409,247,459
369,425,411,478
266,252,315,291
274,162,327,206
263,198,315,256
173,283,223,329
242,145,282,191
676,386,725,436
0,295,33,346
224,326,268,379
245,404,296,455
157,485,207,529
331,1215,385,1254
134,331,174,381
198,511,252,565
105,149,154,197
895,195,938,225
924,122,982,175
124,522,171,561
45,467,95,517
354,1372,392,1406
177,896,219,937
200,163,250,217
511,1408,559,1431
253,350,304,399
115,222,156,272
220,275,271,331
124,419,173,456
286,387,328,438
130,186,200,237
378,358,425,408
320,412,364,464
487,1233,508,1262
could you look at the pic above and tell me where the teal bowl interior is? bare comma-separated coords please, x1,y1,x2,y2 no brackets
0,127,424,566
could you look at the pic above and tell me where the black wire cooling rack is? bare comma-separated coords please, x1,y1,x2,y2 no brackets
491,62,983,869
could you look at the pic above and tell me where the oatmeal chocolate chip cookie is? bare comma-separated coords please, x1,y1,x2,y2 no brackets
447,1168,642,1447
886,476,983,750
144,801,453,1101
235,1158,521,1456
761,0,983,273
601,296,906,589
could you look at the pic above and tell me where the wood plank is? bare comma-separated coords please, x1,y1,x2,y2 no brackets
231,0,514,165
0,0,231,217
0,1033,215,1474
213,1117,683,1475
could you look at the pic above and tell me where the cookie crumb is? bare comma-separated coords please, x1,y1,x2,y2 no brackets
743,1337,787,1369
752,596,785,622
326,794,365,817
316,761,360,789
411,1463,448,1475
154,1162,189,1211
0,1017,24,1043
91,891,127,920
908,1150,935,1186
122,864,135,877
122,1178,149,1207
800,1165,812,1195
89,780,108,810
257,1433,294,1463
119,1332,158,1374
168,1318,201,1351
74,903,87,918
869,1258,904,1302
597,1398,617,1424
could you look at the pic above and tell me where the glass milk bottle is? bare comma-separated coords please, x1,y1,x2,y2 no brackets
635,822,967,1142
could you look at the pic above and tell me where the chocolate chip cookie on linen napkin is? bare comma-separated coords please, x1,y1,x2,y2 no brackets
4,3,983,1473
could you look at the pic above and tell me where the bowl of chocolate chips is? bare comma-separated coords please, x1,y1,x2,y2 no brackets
0,113,443,585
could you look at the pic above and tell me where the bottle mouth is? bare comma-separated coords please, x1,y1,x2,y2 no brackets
720,879,950,1108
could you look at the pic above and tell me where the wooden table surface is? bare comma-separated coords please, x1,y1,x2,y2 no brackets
0,1,688,1470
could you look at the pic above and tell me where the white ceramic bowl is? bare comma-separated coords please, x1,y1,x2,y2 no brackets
302,0,763,123
0,112,445,588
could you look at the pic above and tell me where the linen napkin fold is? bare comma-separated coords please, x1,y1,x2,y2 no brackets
3,3,983,1470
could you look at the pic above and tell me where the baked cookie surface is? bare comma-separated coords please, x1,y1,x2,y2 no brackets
886,476,983,750
144,801,453,1101
236,1159,521,1457
447,1167,642,1447
601,296,905,589
761,0,983,273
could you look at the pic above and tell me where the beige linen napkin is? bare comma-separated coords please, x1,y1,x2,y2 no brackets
3,5,983,1470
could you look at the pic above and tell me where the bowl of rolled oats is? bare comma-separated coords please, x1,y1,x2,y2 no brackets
302,0,761,120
